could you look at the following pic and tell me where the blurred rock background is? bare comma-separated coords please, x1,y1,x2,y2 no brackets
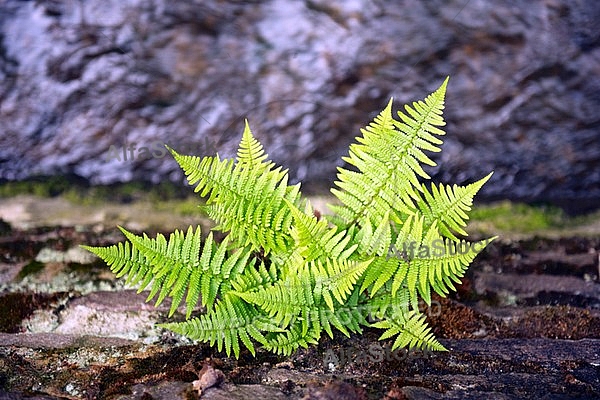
0,0,598,213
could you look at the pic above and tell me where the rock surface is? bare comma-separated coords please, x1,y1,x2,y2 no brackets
0,197,600,399
1,0,599,213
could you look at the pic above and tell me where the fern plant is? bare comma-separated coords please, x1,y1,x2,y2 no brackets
82,77,495,358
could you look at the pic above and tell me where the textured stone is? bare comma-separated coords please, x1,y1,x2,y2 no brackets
1,0,599,213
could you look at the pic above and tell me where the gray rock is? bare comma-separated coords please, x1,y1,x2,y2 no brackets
1,0,599,213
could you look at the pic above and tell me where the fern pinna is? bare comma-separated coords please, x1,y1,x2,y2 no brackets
82,77,495,357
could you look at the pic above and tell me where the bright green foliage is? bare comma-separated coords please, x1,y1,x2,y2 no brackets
82,77,495,358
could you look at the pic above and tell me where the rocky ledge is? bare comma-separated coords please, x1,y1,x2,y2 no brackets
0,196,599,399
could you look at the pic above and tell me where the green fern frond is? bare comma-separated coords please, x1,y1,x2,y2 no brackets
359,256,401,297
286,199,357,263
263,320,321,356
371,309,447,351
233,258,370,337
330,77,449,227
160,294,283,357
81,241,156,292
365,289,411,321
312,258,371,311
354,211,393,257
168,129,302,255
236,119,272,171
230,260,279,293
415,173,493,240
417,236,496,302
233,272,309,327
83,77,495,359
83,226,253,318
